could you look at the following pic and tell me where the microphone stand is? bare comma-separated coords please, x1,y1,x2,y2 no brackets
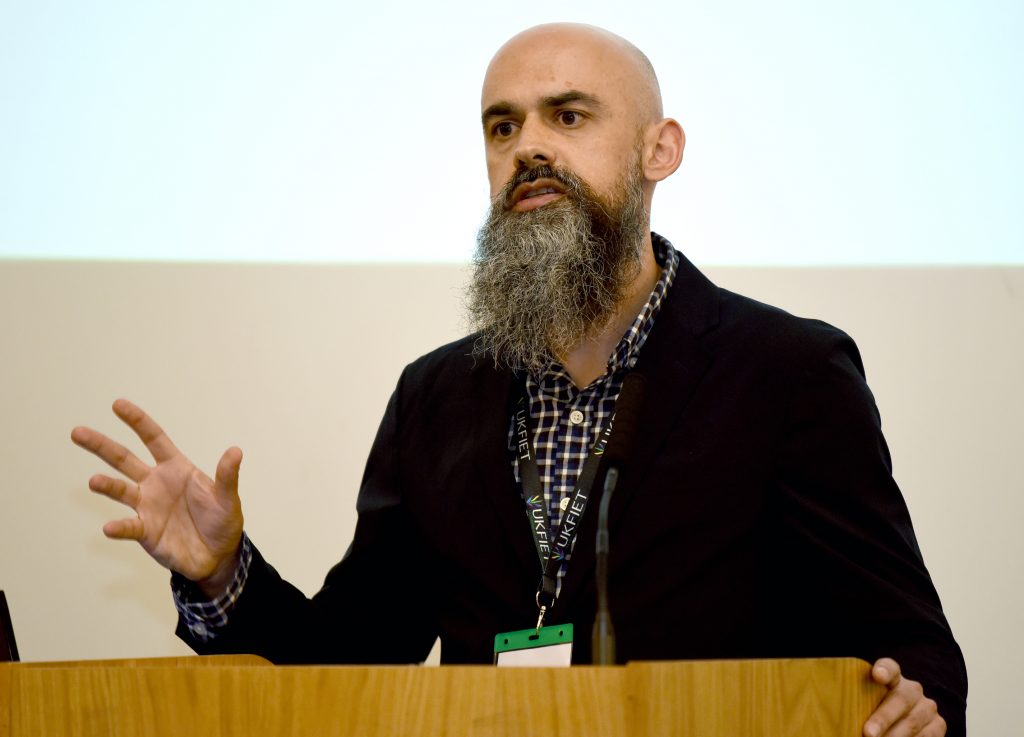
591,371,646,665
592,466,619,665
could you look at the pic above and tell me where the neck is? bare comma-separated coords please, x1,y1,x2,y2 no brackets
559,235,661,388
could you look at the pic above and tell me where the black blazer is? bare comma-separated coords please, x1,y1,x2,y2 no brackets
181,248,967,733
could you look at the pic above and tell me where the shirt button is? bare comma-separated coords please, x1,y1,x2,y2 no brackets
559,497,570,512
191,622,208,638
569,410,585,425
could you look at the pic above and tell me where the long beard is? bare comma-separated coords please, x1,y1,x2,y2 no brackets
467,162,647,375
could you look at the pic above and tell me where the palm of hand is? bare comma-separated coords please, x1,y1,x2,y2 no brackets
136,456,243,581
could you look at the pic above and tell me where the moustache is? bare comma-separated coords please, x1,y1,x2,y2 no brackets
497,165,585,211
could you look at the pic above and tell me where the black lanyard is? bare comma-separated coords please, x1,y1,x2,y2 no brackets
512,381,622,629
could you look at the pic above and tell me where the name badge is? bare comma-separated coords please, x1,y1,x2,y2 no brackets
493,624,573,667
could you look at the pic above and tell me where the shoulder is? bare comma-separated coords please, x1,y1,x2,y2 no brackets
660,249,864,379
661,246,860,370
402,334,480,384
389,333,510,421
705,289,873,421
715,288,861,371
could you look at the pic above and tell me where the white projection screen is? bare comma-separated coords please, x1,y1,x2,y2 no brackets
0,3,1020,735
0,1,1020,265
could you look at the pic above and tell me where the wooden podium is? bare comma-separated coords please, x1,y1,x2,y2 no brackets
0,656,884,736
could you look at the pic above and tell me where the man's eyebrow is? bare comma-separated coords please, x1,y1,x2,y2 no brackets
541,90,605,110
480,90,606,127
481,101,521,126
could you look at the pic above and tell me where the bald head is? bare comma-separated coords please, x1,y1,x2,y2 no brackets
484,23,663,125
479,22,684,221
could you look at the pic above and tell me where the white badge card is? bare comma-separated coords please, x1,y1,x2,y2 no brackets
494,624,573,667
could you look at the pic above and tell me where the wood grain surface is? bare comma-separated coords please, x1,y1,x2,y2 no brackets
0,657,883,737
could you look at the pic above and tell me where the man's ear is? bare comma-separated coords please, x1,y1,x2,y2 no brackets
643,118,685,183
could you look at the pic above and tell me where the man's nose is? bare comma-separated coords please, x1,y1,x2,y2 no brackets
514,118,556,169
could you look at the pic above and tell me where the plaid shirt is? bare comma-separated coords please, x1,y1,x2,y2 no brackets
171,534,253,641
175,235,679,642
510,235,678,595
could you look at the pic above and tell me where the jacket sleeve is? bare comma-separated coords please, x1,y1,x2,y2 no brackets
773,332,967,735
176,367,439,664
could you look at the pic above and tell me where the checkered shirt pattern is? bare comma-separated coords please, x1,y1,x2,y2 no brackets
510,235,679,594
172,235,679,640
171,533,253,642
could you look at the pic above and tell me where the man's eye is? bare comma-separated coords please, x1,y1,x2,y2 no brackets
558,111,581,126
494,122,515,137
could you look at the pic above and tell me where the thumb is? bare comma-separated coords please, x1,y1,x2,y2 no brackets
871,657,902,688
214,446,243,499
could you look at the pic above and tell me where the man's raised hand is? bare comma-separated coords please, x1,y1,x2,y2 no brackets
71,399,244,597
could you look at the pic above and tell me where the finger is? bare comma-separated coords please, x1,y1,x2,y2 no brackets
71,426,150,483
898,696,942,737
872,657,902,687
214,446,243,500
876,696,943,737
112,399,181,463
102,517,144,541
864,673,923,737
88,474,141,510
919,714,947,737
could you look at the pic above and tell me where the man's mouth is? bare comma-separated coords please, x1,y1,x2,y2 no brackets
510,179,566,212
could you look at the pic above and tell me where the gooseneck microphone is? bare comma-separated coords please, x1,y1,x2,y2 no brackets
592,372,646,665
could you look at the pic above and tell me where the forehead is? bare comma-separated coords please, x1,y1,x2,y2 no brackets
481,33,639,113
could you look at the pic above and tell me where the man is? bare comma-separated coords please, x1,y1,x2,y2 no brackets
72,23,966,736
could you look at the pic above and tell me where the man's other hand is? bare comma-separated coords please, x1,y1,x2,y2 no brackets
71,399,244,598
864,658,946,737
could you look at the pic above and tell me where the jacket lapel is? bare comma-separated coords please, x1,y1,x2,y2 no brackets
554,249,720,615
469,363,541,577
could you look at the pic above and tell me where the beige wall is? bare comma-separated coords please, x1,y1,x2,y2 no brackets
1,261,1020,734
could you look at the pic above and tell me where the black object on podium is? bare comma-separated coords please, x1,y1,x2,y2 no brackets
0,590,20,662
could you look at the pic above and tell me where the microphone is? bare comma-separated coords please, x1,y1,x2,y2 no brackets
592,372,646,665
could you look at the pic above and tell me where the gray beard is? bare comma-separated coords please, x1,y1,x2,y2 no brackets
467,163,647,375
